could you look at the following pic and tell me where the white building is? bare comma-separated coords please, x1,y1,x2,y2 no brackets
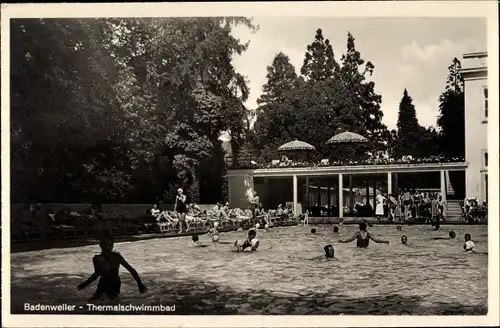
460,52,488,202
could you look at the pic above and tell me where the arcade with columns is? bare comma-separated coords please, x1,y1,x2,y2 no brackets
226,161,467,218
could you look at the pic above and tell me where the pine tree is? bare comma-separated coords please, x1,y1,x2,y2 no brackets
300,28,340,81
253,53,300,161
339,32,387,153
437,57,465,159
257,52,298,106
395,89,421,158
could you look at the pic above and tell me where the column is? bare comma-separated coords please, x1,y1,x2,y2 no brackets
349,175,353,210
372,179,377,215
293,175,298,215
365,180,370,206
327,183,331,210
394,173,399,195
305,176,309,209
317,184,321,206
440,170,447,202
264,178,269,208
387,172,392,195
338,173,344,218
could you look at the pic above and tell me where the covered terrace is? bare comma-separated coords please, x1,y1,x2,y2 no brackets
226,160,468,218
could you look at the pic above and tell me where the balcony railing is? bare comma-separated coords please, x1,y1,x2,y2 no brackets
229,156,466,170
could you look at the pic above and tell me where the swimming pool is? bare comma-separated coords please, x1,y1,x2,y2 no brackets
10,224,488,315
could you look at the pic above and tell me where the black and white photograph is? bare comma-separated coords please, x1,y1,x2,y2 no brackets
1,2,499,327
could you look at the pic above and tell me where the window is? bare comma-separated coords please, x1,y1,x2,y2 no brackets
483,87,488,119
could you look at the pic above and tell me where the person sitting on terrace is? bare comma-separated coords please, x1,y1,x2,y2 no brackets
189,203,202,216
276,204,284,216
151,204,161,219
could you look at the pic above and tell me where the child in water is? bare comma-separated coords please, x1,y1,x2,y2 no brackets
338,223,389,248
324,244,337,259
77,235,147,300
234,229,259,252
464,233,475,252
401,235,408,245
208,222,220,243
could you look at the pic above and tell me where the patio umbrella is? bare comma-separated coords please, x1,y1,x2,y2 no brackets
277,140,316,163
326,131,368,144
278,140,316,151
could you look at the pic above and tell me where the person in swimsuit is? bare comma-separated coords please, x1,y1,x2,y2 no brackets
174,188,189,233
338,223,389,248
208,221,220,243
402,190,412,222
234,229,259,252
464,233,475,252
77,234,147,300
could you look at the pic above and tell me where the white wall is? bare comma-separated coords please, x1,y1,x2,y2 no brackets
464,63,488,201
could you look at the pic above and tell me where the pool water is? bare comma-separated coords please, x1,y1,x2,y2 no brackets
10,225,488,315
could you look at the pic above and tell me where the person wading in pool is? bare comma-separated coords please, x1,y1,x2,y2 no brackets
77,234,147,300
338,223,389,248
174,188,189,233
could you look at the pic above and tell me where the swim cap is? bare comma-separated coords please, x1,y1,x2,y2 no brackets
449,231,456,239
255,223,260,229
177,188,183,193
213,221,219,228
311,228,316,233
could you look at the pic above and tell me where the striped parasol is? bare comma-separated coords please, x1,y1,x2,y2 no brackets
278,140,316,151
326,131,368,144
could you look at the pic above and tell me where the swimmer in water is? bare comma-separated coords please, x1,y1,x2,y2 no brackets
208,222,220,243
234,229,259,252
77,234,147,300
339,218,344,227
464,233,475,252
333,226,339,233
431,230,458,241
338,223,389,248
311,228,316,234
396,225,402,231
324,244,337,259
401,235,408,245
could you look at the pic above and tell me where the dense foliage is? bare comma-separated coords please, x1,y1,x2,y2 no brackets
252,29,387,162
11,18,256,203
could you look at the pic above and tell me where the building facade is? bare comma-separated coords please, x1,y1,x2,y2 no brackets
460,52,488,202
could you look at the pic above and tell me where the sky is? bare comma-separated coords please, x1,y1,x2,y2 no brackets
230,17,487,130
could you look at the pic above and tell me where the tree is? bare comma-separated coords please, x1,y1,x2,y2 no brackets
257,52,298,106
395,89,422,158
437,57,465,159
436,57,466,198
252,53,300,161
300,28,340,81
11,17,256,204
339,32,388,153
